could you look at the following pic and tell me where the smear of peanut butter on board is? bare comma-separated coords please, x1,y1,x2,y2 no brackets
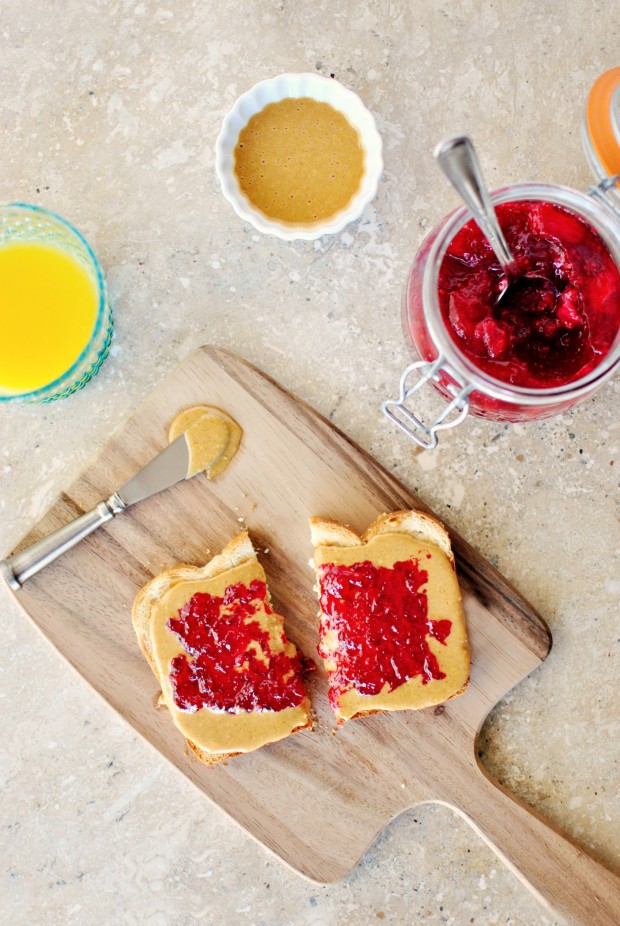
168,405,242,478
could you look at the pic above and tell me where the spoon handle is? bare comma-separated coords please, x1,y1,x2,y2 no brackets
434,135,518,275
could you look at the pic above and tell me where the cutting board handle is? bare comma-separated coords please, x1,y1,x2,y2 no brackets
448,763,620,925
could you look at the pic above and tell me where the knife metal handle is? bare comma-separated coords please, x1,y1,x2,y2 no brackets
0,492,126,591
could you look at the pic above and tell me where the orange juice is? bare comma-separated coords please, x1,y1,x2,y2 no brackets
0,242,99,393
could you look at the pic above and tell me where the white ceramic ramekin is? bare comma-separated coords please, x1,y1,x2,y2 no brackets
215,73,383,241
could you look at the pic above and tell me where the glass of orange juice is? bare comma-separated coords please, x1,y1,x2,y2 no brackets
0,203,113,402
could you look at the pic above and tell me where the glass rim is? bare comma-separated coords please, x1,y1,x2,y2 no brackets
419,181,620,405
0,202,107,402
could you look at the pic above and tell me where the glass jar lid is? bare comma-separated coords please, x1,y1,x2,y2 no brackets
582,67,620,204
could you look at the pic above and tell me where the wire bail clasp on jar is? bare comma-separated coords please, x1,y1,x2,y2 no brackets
381,356,472,450
588,175,620,219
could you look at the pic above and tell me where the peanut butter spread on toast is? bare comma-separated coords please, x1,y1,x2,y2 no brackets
314,532,469,721
149,558,309,754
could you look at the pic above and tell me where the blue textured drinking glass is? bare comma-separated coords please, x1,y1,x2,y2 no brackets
0,203,113,403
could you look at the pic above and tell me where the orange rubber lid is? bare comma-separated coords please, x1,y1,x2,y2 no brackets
586,67,620,177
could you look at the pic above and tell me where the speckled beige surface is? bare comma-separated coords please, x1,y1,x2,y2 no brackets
1,2,619,925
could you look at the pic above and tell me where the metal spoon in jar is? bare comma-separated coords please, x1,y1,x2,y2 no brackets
434,135,520,297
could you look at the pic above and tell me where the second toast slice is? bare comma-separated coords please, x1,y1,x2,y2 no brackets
310,510,470,723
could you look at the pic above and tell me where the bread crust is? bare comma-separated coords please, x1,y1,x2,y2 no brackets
310,510,468,722
132,531,311,765
309,510,454,564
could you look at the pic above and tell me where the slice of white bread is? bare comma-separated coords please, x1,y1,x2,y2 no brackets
132,532,312,765
310,510,470,723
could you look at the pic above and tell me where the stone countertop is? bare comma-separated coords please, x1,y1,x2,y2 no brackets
1,2,619,924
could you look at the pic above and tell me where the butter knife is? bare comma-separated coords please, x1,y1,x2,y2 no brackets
0,433,191,591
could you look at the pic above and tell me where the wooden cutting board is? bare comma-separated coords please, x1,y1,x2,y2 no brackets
8,346,620,925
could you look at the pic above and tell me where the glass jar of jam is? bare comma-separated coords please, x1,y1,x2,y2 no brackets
383,69,620,449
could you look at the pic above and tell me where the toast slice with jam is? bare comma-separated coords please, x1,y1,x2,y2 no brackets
310,510,470,723
132,532,312,764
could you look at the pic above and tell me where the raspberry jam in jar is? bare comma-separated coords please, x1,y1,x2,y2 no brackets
382,71,620,448
384,182,620,448
438,200,620,390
